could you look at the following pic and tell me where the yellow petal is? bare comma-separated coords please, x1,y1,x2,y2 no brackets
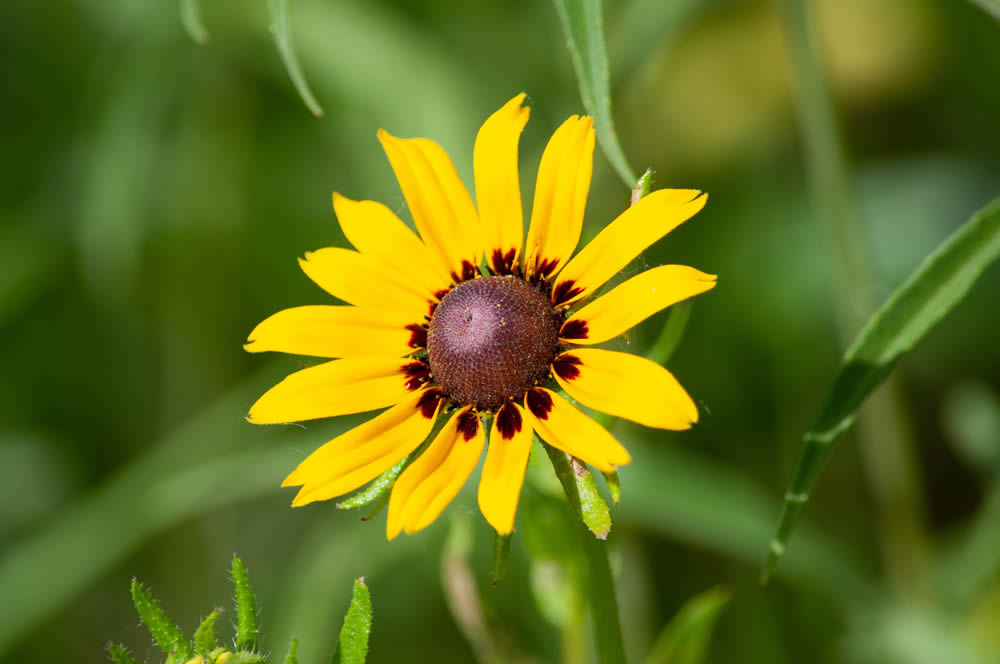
386,407,485,538
478,402,534,534
332,193,452,295
474,94,530,275
523,388,630,473
285,389,443,505
552,189,707,307
379,129,481,282
247,356,426,424
244,305,424,358
560,265,717,345
299,247,433,319
552,349,698,430
524,115,595,280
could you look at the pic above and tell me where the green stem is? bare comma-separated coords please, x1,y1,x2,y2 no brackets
581,531,627,664
779,0,929,598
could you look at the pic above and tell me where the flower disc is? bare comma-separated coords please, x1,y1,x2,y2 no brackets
427,276,562,410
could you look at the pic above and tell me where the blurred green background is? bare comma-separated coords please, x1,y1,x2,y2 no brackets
3,0,1000,662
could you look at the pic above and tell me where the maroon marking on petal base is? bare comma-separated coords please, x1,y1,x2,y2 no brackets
526,388,553,420
551,280,584,307
496,402,523,440
552,354,582,380
559,319,588,340
533,257,559,280
401,360,431,391
450,260,479,284
406,324,428,349
418,389,443,419
490,248,517,276
457,409,480,441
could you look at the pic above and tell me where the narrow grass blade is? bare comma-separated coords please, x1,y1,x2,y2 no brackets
552,0,636,186
645,587,730,664
107,643,139,664
543,441,612,539
968,0,1000,20
267,0,324,117
193,609,219,654
648,300,693,367
130,579,195,661
763,196,1000,582
232,556,260,653
180,0,209,44
284,638,300,664
331,578,372,664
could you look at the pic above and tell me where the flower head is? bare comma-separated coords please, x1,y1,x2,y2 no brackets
246,94,716,538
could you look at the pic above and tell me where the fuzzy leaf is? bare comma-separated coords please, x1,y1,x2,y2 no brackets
193,609,219,655
107,643,140,664
331,578,373,664
763,196,1000,581
552,0,636,186
232,556,260,653
130,579,195,661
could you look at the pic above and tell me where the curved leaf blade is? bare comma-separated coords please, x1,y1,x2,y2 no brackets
763,196,1000,582
267,0,324,117
180,0,209,44
645,586,730,664
552,0,636,187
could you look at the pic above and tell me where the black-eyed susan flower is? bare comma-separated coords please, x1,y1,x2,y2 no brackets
245,94,716,539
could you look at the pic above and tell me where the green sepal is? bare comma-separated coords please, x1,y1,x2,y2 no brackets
542,439,613,539
284,638,300,664
107,643,140,664
603,471,621,505
331,578,373,664
630,168,654,207
232,556,260,653
130,578,196,661
226,653,267,664
193,608,220,655
337,462,405,511
491,533,512,585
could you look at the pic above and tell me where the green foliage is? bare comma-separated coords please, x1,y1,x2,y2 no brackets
130,579,196,661
233,556,260,653
180,0,208,44
543,440,613,539
645,587,731,664
266,0,324,117
107,643,140,664
330,579,373,664
764,196,1000,581
552,0,636,186
491,533,512,585
194,610,220,656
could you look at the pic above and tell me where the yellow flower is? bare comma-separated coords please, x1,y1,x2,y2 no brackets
245,94,716,539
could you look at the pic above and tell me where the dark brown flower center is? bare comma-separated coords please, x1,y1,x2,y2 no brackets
427,275,562,410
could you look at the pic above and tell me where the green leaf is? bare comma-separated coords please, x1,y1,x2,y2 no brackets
968,0,1000,20
107,643,140,664
266,0,324,117
552,0,636,187
645,587,731,664
543,440,613,539
630,168,654,207
130,579,195,661
284,638,300,664
647,300,693,367
180,0,209,44
492,533,512,585
193,609,219,655
763,195,1000,582
331,578,373,664
232,556,260,653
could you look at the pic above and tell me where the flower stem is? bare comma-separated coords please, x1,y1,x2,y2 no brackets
580,530,627,664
